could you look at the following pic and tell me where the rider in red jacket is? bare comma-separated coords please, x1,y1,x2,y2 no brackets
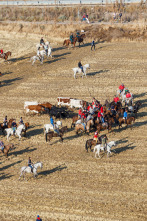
126,92,131,98
114,95,120,103
119,84,125,93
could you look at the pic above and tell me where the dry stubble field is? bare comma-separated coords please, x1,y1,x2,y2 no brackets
0,32,147,221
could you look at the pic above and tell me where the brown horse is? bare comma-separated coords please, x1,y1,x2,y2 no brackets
1,143,15,157
22,122,30,137
75,34,85,47
85,134,107,152
0,51,12,61
45,126,68,142
96,122,112,133
75,120,93,135
71,115,79,128
118,116,135,129
63,38,77,48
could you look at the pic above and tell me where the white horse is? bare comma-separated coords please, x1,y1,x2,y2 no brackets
44,121,62,134
5,124,26,141
30,55,43,65
47,46,52,58
19,162,43,180
94,141,116,158
72,64,90,79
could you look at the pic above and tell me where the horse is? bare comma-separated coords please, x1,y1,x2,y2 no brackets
22,122,30,137
118,116,135,129
44,121,62,135
96,122,112,133
30,55,43,65
19,162,43,180
75,34,85,47
71,115,79,128
0,118,15,135
85,134,107,152
5,124,26,141
0,51,12,61
45,126,68,143
72,64,90,79
75,119,93,135
63,38,77,48
1,143,15,158
94,141,116,158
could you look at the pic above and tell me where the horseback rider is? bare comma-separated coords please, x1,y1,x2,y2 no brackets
0,140,4,152
28,157,33,173
40,37,45,46
19,117,24,125
3,115,7,127
43,43,48,56
78,61,84,73
0,49,4,56
70,33,74,44
76,30,80,40
93,130,99,144
114,95,120,104
50,116,60,135
11,119,17,135
119,83,125,93
78,108,82,118
102,134,108,151
123,109,128,124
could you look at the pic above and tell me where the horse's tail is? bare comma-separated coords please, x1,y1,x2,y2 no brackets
45,133,48,142
85,140,89,152
63,40,66,46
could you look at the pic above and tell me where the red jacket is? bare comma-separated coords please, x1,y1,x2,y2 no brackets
126,93,131,98
100,106,103,113
0,49,3,54
98,112,102,118
82,112,86,119
119,85,124,90
114,97,119,103
87,105,92,111
78,109,82,115
94,131,98,138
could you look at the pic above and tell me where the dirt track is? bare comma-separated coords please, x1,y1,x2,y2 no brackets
0,33,147,221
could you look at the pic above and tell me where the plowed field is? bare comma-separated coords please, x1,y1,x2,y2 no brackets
0,33,147,221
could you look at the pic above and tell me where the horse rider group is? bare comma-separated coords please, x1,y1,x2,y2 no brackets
70,31,81,43
2,117,24,135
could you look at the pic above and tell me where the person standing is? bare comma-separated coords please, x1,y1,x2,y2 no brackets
91,40,95,51
36,215,42,221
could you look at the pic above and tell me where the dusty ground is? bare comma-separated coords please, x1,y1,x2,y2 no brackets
0,32,147,221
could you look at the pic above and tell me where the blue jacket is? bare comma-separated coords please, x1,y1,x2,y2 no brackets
123,111,127,118
50,117,54,126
